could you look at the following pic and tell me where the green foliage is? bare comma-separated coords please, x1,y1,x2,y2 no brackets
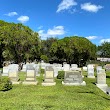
41,69,44,74
0,20,40,64
97,42,110,57
40,55,49,63
0,77,12,91
57,71,65,79
50,36,96,65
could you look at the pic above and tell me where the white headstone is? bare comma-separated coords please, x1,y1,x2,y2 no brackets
87,64,95,78
63,64,70,71
42,66,56,86
2,66,9,76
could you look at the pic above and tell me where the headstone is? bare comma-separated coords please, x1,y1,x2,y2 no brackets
70,64,80,71
53,67,58,77
8,69,20,84
96,69,107,85
87,64,95,78
63,64,70,71
9,64,19,71
41,62,46,69
104,64,110,71
21,64,26,72
23,65,38,85
2,66,9,76
96,69,108,94
71,64,78,68
26,64,34,70
83,66,87,71
62,71,86,86
42,66,56,86
34,64,40,76
97,66,102,74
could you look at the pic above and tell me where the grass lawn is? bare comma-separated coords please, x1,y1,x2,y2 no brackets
0,70,110,110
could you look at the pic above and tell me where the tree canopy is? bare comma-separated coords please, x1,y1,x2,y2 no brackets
97,42,110,57
0,20,98,67
50,36,96,66
0,20,40,66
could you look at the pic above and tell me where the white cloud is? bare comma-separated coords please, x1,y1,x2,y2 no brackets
81,3,103,13
86,36,97,40
37,26,43,30
5,12,18,16
100,39,110,43
38,26,65,40
17,16,29,23
57,0,77,13
47,26,65,36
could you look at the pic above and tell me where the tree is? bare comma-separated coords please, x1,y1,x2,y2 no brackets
97,42,110,57
0,20,41,66
41,37,58,61
50,36,96,66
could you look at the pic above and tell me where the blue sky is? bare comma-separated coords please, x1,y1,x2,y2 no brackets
0,0,110,46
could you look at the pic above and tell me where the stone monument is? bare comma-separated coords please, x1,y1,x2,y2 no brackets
23,64,38,85
62,71,86,86
8,69,20,84
96,69,108,93
87,64,95,78
42,66,56,86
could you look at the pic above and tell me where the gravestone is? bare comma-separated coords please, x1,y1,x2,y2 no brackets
83,66,87,71
42,66,56,86
62,71,86,86
97,69,106,84
63,64,70,71
2,66,9,76
53,67,58,77
87,64,95,78
104,64,110,71
23,64,38,85
71,64,78,68
97,66,102,74
41,62,46,69
8,69,20,84
96,69,108,93
9,64,19,71
21,64,26,72
34,64,40,76
70,64,81,71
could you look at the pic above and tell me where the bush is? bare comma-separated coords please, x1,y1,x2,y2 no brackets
57,71,65,79
41,69,44,74
0,77,12,91
40,55,49,63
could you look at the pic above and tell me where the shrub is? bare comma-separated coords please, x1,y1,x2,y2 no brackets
41,69,44,74
40,55,49,63
0,77,12,91
57,71,65,79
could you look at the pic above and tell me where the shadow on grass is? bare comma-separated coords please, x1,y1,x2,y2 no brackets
78,91,110,100
92,82,96,85
0,88,12,92
78,91,94,94
42,104,54,110
106,76,110,79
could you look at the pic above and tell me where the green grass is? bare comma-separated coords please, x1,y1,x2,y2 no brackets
0,70,110,110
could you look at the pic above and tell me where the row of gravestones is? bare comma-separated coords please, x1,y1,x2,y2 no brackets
1,63,110,95
1,63,109,79
1,65,85,86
